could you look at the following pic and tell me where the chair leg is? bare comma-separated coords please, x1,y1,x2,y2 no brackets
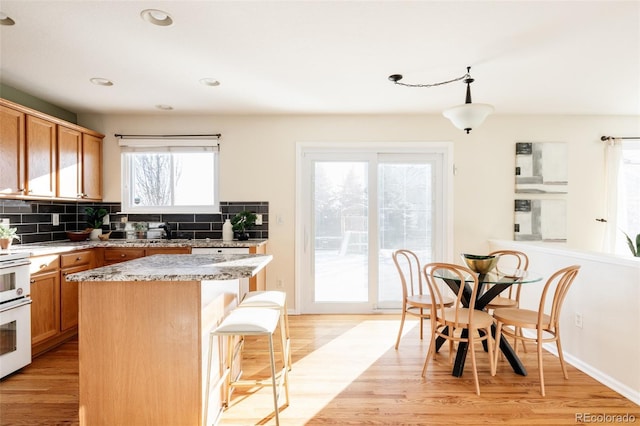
486,326,495,377
555,334,569,380
537,334,546,397
278,308,292,372
492,322,503,375
515,327,527,353
267,335,280,426
469,332,480,396
395,309,407,350
421,332,437,377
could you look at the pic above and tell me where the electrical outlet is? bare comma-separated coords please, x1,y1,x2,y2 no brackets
52,213,60,226
255,214,263,225
0,218,9,226
575,313,583,328
103,214,110,225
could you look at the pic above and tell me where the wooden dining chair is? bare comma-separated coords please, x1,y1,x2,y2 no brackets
485,249,529,311
422,262,496,395
485,250,529,352
491,265,581,396
392,250,453,350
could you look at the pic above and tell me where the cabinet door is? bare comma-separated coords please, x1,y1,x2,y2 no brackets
82,133,102,200
30,270,61,345
26,115,57,197
61,264,87,331
0,105,25,196
57,126,82,199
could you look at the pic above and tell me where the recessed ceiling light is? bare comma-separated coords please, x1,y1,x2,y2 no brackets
90,78,114,86
199,78,220,87
0,12,15,26
140,9,173,27
155,105,173,111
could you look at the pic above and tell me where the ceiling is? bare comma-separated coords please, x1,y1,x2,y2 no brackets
1,1,638,117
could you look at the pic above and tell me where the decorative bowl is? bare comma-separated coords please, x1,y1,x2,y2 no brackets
66,229,91,241
461,253,499,274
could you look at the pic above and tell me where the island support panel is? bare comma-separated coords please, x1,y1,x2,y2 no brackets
78,279,239,425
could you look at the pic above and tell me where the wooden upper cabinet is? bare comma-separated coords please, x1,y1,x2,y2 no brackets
0,98,104,201
57,126,82,199
26,115,57,197
0,105,26,195
82,133,102,200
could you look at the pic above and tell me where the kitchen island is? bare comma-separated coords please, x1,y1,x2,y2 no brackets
66,253,272,426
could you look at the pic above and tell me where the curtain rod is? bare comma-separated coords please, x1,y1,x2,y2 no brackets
600,136,640,141
114,133,221,139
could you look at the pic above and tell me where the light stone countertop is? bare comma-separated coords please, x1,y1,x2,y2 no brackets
65,253,273,282
1,239,267,257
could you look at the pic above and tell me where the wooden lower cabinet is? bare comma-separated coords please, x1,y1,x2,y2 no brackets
146,247,191,256
60,250,94,331
30,250,95,356
30,270,60,347
249,244,267,291
102,247,146,265
103,246,190,265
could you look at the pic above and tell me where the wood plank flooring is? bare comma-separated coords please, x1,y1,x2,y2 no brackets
1,314,638,425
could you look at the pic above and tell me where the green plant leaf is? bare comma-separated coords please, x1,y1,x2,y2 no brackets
622,230,638,257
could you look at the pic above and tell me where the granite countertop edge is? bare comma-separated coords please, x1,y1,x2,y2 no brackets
65,253,273,282
1,239,268,257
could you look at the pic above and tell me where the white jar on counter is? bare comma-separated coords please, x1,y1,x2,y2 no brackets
222,219,233,241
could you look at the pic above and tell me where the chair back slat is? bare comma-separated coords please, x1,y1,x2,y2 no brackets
393,249,424,299
424,262,479,329
537,265,581,328
489,249,529,300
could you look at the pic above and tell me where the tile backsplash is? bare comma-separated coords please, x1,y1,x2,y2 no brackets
0,200,268,244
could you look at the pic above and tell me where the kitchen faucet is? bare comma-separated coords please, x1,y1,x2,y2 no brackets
158,222,172,240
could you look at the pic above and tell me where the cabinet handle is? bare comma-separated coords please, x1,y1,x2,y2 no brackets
30,279,35,283
40,264,47,269
120,254,126,257
76,257,82,261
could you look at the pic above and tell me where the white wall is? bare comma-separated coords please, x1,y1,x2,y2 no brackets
78,112,640,310
489,239,640,404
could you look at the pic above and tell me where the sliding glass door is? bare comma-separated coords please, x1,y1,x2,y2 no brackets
297,143,452,314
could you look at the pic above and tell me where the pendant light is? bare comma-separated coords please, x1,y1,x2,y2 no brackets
389,66,494,134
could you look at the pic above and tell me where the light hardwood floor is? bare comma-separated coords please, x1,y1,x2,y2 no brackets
1,314,638,425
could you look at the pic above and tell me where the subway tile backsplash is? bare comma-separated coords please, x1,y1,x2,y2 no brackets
0,200,268,244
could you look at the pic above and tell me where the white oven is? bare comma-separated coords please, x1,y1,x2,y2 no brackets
0,253,31,304
0,252,32,379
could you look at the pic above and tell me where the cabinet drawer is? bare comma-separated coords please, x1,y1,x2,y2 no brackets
30,254,60,275
60,250,93,268
146,247,191,256
104,248,146,263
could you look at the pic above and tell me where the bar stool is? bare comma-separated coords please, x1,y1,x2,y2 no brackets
238,291,292,372
204,307,289,426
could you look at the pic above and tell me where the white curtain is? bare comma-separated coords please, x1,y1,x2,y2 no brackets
602,138,624,253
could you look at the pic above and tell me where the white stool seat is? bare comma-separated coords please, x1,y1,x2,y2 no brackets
238,291,292,372
212,307,280,335
239,290,286,308
204,307,289,426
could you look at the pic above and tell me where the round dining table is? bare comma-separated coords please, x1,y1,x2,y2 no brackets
433,268,543,377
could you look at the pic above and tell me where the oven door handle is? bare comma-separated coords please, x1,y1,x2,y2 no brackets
0,297,32,312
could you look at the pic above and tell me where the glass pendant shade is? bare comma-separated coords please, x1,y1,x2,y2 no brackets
442,103,494,134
